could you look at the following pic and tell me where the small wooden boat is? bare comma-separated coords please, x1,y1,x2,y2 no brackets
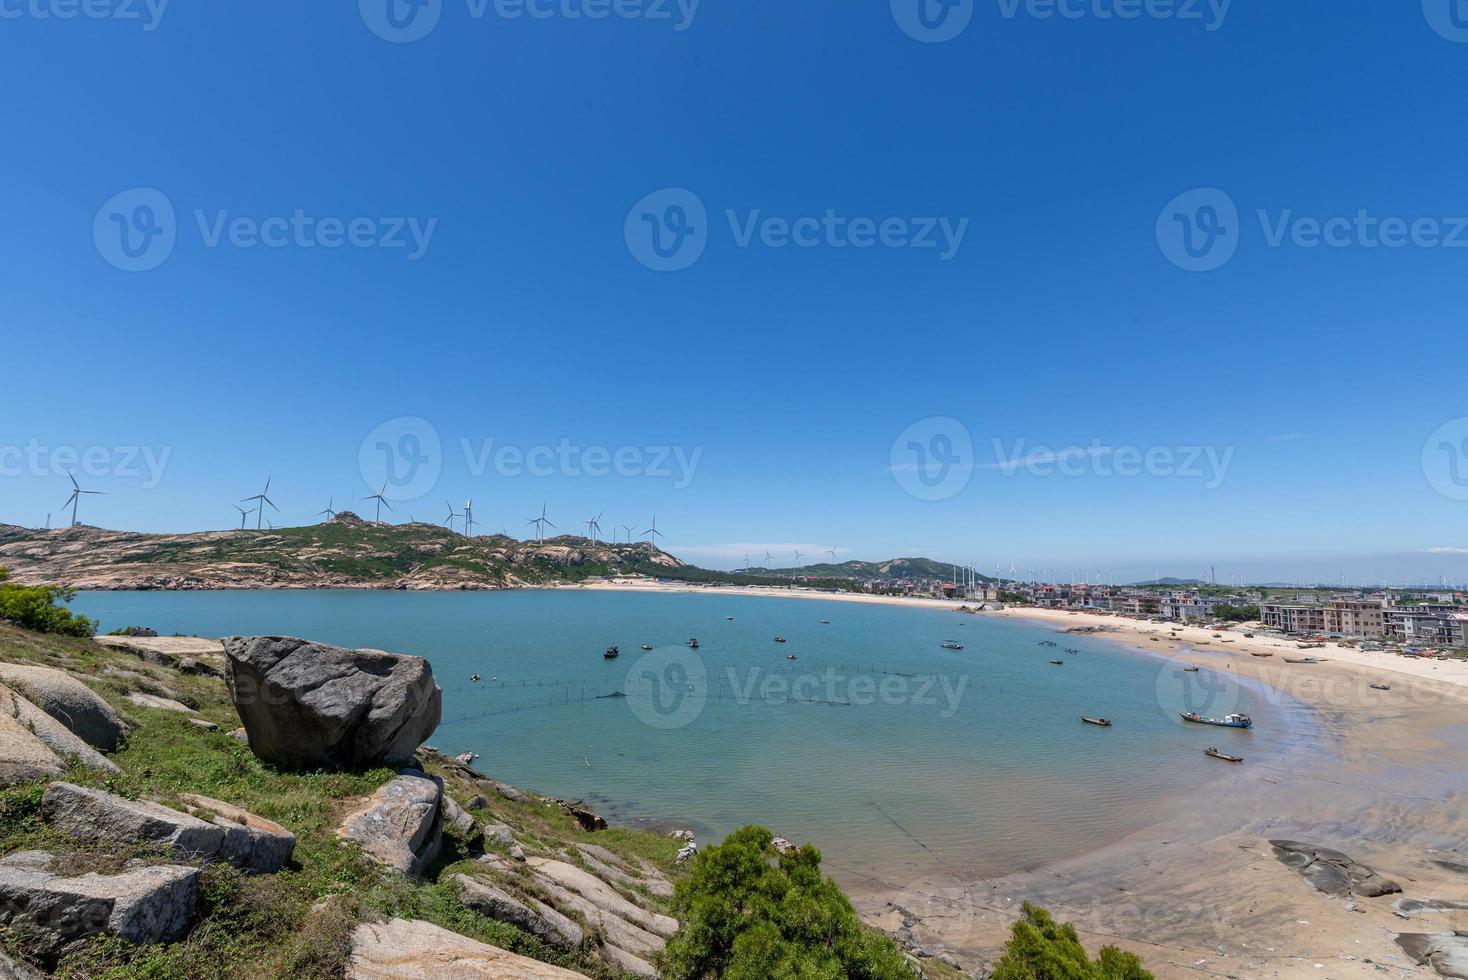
603,647,620,659
819,618,830,624
1284,657,1318,664
1064,648,1079,654
940,641,965,650
725,616,734,621
1049,659,1064,665
1039,640,1057,647
1205,747,1243,763
1180,711,1252,729
641,644,653,651
1369,683,1391,691
773,636,787,644
786,654,797,660
1250,652,1273,658
1080,716,1112,727
686,638,699,649
1184,666,1201,673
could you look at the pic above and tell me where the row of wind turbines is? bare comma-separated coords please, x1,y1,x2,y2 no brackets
740,547,841,571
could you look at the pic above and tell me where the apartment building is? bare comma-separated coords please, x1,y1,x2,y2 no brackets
1322,598,1386,637
1260,603,1327,634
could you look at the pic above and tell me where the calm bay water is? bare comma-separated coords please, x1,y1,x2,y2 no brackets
71,589,1306,887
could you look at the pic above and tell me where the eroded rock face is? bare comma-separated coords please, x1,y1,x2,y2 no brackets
222,636,441,770
347,918,587,979
1270,840,1402,898
452,874,585,949
1397,932,1468,979
0,683,119,775
177,794,296,874
0,663,127,752
43,783,225,861
0,852,198,964
337,771,443,878
0,710,63,787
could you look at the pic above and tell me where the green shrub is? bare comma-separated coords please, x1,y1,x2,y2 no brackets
659,826,911,980
0,567,96,637
992,903,1152,980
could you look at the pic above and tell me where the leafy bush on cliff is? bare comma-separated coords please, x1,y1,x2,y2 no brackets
659,825,911,980
992,902,1153,980
0,566,96,637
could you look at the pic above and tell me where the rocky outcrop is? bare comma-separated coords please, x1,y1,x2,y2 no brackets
0,851,198,964
0,710,64,786
577,844,673,899
347,917,587,979
124,692,195,714
526,858,677,939
42,782,291,873
452,874,585,949
1,683,119,775
0,663,127,751
0,949,46,979
222,636,441,770
1396,932,1468,979
1270,840,1402,898
336,771,443,878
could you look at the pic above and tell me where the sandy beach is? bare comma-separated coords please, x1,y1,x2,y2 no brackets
568,582,1468,979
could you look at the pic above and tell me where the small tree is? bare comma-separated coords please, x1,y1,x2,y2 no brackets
659,826,912,980
992,903,1152,980
0,566,97,637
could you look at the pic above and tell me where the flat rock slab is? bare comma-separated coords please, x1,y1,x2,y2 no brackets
0,852,198,964
1269,839,1401,899
177,793,296,874
0,663,127,751
337,772,443,878
1397,932,1468,979
527,872,666,959
125,692,196,714
223,636,441,770
1,683,118,775
576,845,673,899
347,918,586,979
0,709,63,787
601,942,658,979
527,858,677,938
452,874,584,949
95,636,224,658
44,782,225,861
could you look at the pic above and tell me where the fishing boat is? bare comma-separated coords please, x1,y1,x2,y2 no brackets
1039,640,1057,647
1180,711,1252,729
774,636,787,644
940,641,965,650
686,638,699,649
1049,659,1064,665
603,646,620,659
1205,747,1244,763
786,654,797,660
1064,647,1079,654
1184,666,1201,673
819,618,830,624
1250,652,1273,658
1080,716,1112,727
1284,657,1318,664
1369,683,1392,691
641,644,653,651
725,616,734,621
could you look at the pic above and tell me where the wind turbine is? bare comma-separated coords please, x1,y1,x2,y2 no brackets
584,511,603,545
644,516,665,549
234,504,254,530
619,524,635,544
242,477,278,530
827,547,839,561
60,473,106,528
744,553,752,569
527,503,555,542
316,496,337,522
443,502,460,531
762,549,773,568
464,499,477,537
793,549,804,566
363,482,393,524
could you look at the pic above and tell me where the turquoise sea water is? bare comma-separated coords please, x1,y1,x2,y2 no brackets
71,589,1308,886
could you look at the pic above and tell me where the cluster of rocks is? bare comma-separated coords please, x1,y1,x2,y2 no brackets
1269,839,1402,898
1396,933,1468,979
0,663,129,785
670,829,698,863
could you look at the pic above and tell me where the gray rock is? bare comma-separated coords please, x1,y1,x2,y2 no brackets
222,636,441,770
124,692,195,714
1,683,118,775
176,793,296,873
0,855,198,964
442,795,480,843
527,857,676,941
337,771,443,878
0,663,127,752
601,942,659,979
0,709,63,786
577,844,673,899
43,782,226,861
1269,839,1401,899
452,874,584,949
0,949,46,979
1396,933,1468,979
188,718,219,732
347,917,586,978
465,794,488,811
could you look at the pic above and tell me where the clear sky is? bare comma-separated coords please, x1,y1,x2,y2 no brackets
3,0,1467,585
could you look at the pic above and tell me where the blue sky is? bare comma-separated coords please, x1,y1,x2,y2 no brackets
3,0,1468,584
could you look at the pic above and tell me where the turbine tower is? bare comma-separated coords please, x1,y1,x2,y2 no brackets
61,473,106,528
233,504,253,530
363,482,393,524
644,516,665,550
584,511,603,545
242,477,278,530
527,503,555,542
827,547,838,561
793,549,804,566
464,499,476,537
316,496,337,522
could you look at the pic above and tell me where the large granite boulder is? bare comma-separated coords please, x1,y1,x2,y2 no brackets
1270,839,1402,898
177,793,296,873
0,851,198,964
1397,932,1468,979
1,683,118,775
0,663,127,751
0,710,63,787
347,917,586,978
222,636,441,770
337,771,443,878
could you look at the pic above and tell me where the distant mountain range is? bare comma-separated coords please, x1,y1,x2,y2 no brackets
1128,577,1207,587
744,557,994,583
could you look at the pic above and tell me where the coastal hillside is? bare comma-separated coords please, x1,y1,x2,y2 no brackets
0,514,684,591
752,557,993,583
